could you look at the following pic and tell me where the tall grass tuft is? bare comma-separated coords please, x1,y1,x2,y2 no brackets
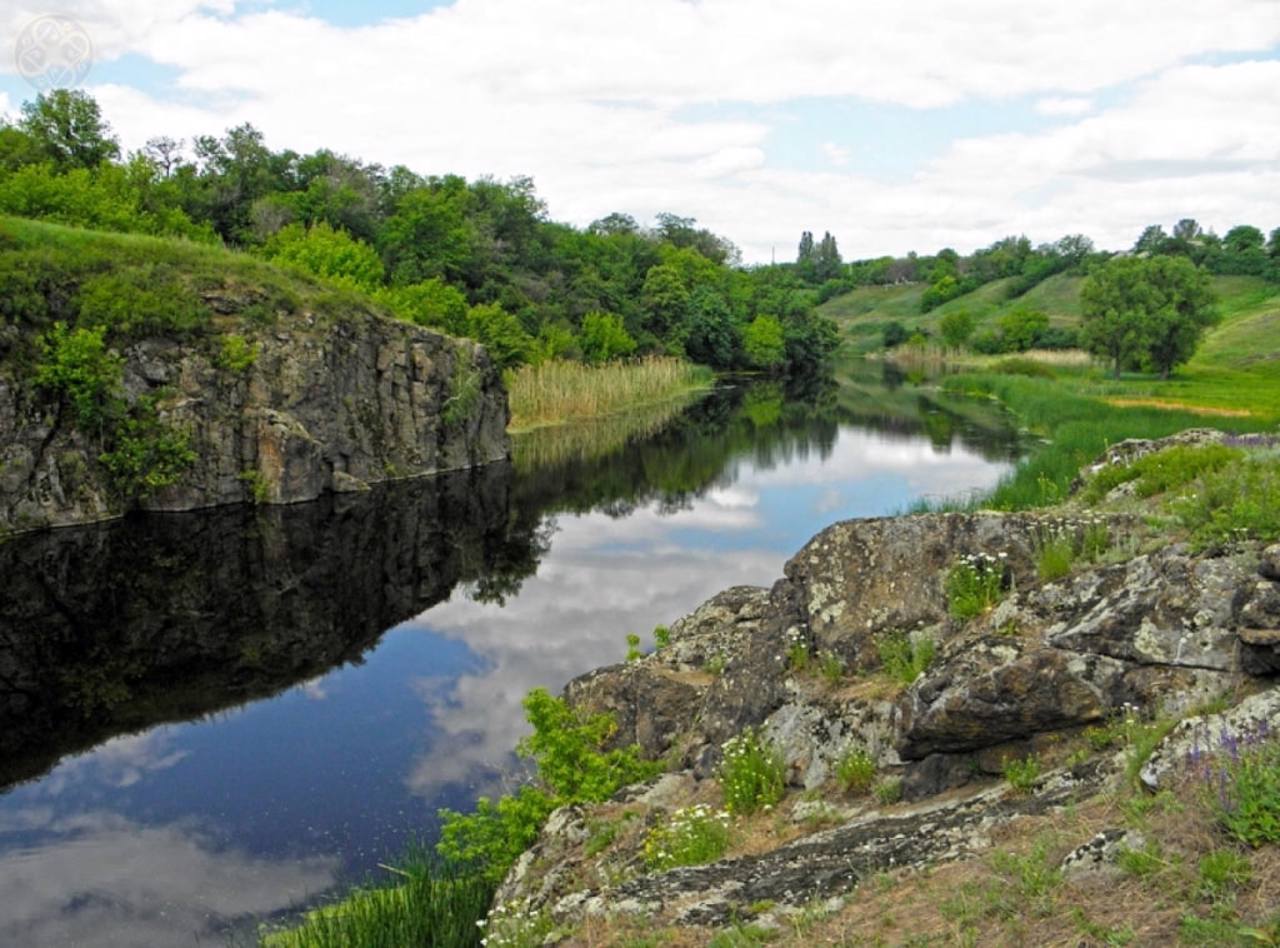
260,855,492,948
505,357,711,431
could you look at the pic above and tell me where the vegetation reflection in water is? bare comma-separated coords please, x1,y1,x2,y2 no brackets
0,373,1021,947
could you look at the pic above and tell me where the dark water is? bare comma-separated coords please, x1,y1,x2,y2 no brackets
0,373,1020,946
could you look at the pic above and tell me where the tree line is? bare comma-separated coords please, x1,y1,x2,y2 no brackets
0,90,838,376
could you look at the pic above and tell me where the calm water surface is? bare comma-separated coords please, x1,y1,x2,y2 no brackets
0,374,1020,946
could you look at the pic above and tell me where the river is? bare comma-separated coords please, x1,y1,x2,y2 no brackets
0,370,1020,946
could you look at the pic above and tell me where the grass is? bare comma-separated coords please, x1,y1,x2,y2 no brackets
1003,755,1042,795
260,855,491,948
720,729,787,815
835,748,877,795
644,804,732,870
504,356,712,431
944,554,1006,618
876,632,937,685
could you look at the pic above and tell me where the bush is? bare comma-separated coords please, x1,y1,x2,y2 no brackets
836,748,877,795
992,357,1055,379
1002,755,1041,794
34,321,122,429
876,632,936,685
436,788,556,884
580,311,636,363
75,267,205,337
881,321,909,349
945,553,1006,619
720,729,786,815
644,804,731,870
97,400,196,498
215,333,258,373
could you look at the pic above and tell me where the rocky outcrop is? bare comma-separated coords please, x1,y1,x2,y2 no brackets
501,459,1280,930
0,309,508,534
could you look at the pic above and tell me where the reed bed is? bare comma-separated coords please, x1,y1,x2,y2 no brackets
505,357,712,432
512,394,699,472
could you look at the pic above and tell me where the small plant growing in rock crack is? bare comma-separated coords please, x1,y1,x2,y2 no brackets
238,469,271,504
873,776,903,805
214,332,259,373
643,803,731,870
836,747,877,795
818,650,845,685
653,625,671,649
784,627,810,672
877,631,936,686
705,652,727,676
625,633,643,662
1035,517,1113,581
720,729,786,814
1003,754,1041,794
945,552,1007,619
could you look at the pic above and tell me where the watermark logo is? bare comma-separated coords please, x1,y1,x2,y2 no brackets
14,15,93,91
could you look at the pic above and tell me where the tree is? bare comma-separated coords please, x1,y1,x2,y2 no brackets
143,136,184,177
814,231,842,282
378,182,473,285
639,264,690,340
683,288,738,368
579,311,636,363
995,307,1049,352
1080,256,1215,378
1133,224,1168,255
375,279,469,335
465,303,531,369
264,221,384,290
19,90,119,170
797,231,815,263
882,321,910,349
939,310,976,349
743,315,785,370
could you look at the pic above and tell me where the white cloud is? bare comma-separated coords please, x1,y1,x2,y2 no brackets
2,1,1278,260
1035,96,1094,116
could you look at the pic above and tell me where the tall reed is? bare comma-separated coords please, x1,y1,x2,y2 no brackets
505,357,711,431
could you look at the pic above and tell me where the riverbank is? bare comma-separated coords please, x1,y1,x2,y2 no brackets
504,357,714,433
265,427,1280,946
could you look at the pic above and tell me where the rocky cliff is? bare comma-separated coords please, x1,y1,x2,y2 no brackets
0,223,509,534
491,432,1280,943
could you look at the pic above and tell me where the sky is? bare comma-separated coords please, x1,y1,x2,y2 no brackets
1,0,1278,263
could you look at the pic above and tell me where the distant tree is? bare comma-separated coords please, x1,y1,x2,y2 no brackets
683,288,738,368
1080,255,1215,378
143,136,184,177
19,90,119,170
579,311,636,363
939,309,976,349
378,182,473,285
995,307,1049,352
813,231,843,282
1218,225,1268,276
588,212,638,236
1133,224,1169,255
797,231,815,263
264,221,384,290
1054,234,1095,264
639,264,690,339
743,315,785,370
1268,227,1280,260
881,321,910,349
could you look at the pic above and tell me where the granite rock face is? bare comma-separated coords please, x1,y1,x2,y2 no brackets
0,309,509,534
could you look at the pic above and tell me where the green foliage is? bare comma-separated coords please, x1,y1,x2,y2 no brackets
515,688,660,803
995,307,1050,352
1081,255,1217,378
34,322,122,429
75,266,205,337
836,748,877,795
1173,456,1280,549
742,315,786,370
873,777,903,805
1002,755,1041,794
1116,840,1166,879
215,333,258,373
720,729,786,815
261,856,493,948
992,357,1056,379
239,469,271,504
264,221,384,291
436,787,557,884
945,553,1006,619
881,320,910,349
97,399,197,499
653,625,671,649
818,650,845,685
1197,849,1252,901
989,842,1062,906
876,632,936,685
375,278,469,334
1036,530,1076,581
939,309,976,348
580,311,636,364
643,804,731,870
442,353,481,427
465,303,531,370
1084,444,1244,504
625,633,643,662
19,90,120,170
1210,739,1280,848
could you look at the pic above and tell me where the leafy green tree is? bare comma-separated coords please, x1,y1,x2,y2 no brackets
375,278,469,334
34,322,122,431
264,221,384,290
579,311,636,363
813,231,842,282
1081,255,1215,378
378,182,473,285
19,90,119,170
939,309,976,349
1218,225,1269,276
683,287,738,367
743,315,785,370
465,302,531,369
995,307,1049,352
640,264,690,340
1133,224,1169,255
